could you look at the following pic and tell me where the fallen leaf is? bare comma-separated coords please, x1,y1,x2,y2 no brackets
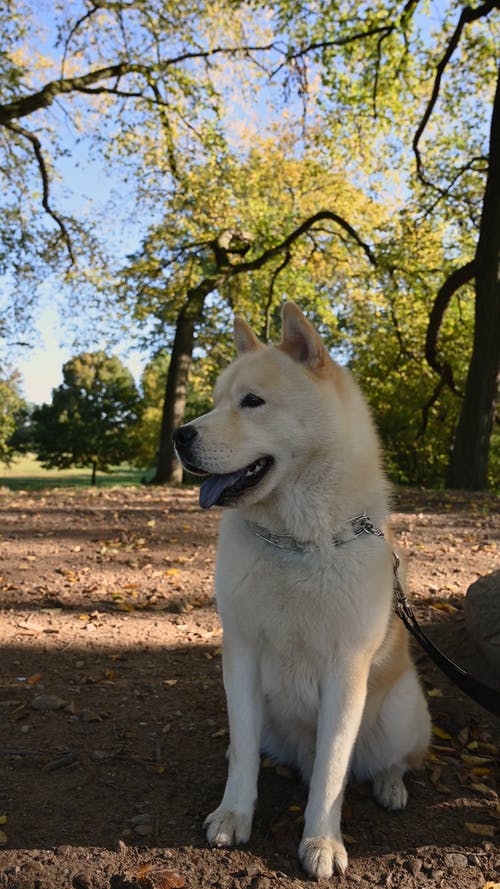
431,602,458,613
478,742,499,755
0,815,7,825
465,822,496,837
426,752,444,764
343,833,357,845
429,766,442,785
80,708,101,722
158,870,186,889
0,830,7,845
432,726,453,741
26,673,44,685
471,783,494,795
461,754,492,767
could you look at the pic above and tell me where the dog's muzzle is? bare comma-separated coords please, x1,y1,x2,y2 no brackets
173,424,202,474
173,425,274,510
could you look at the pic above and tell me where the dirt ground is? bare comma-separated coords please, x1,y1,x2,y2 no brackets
0,485,498,889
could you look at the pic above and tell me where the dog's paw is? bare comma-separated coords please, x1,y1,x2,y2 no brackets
373,766,408,811
299,835,348,880
204,806,253,847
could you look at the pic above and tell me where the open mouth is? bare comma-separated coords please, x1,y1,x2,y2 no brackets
195,456,274,509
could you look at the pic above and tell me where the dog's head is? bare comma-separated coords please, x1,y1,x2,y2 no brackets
174,302,348,510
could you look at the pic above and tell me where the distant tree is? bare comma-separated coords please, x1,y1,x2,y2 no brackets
131,350,170,470
0,370,26,464
32,352,140,484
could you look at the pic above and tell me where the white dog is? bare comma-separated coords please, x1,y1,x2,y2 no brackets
174,303,430,880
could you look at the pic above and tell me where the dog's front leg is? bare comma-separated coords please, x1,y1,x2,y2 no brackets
205,637,263,847
299,665,369,880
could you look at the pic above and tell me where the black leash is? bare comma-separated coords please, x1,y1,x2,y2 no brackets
392,554,500,719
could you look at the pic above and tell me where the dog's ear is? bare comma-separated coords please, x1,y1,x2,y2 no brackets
234,317,263,354
280,302,327,370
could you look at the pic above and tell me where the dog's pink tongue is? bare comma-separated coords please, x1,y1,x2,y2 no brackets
199,469,243,509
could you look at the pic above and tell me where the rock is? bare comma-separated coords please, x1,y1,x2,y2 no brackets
465,570,500,673
130,813,152,826
72,872,93,889
407,857,422,876
80,708,101,722
444,852,468,869
251,879,272,889
31,694,67,712
54,845,73,856
44,751,78,772
90,750,109,763
130,812,153,835
133,822,153,835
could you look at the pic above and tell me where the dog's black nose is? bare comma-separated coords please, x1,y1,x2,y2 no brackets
173,425,198,447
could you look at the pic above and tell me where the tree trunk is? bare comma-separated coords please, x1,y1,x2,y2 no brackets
448,66,500,490
91,461,97,486
152,281,216,484
150,214,376,485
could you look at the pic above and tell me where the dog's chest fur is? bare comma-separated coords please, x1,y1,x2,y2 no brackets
215,512,393,673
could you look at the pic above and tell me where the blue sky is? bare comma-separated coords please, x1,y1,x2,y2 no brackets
15,303,147,404
8,127,150,404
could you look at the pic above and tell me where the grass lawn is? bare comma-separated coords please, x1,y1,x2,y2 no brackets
0,453,149,490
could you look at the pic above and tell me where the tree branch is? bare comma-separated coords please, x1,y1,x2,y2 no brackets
4,121,76,266
230,210,377,275
274,0,420,84
0,43,279,125
262,249,292,341
425,258,476,393
413,0,500,184
417,376,446,438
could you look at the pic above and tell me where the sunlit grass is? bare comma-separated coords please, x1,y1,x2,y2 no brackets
0,453,149,490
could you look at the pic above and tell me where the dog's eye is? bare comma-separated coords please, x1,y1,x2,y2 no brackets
240,393,265,409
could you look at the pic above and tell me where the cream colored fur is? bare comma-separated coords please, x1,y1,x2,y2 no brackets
176,303,430,880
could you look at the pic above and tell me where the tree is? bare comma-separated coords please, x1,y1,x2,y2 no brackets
3,1,498,488
120,143,381,482
32,351,140,484
345,215,475,486
0,1,282,346
268,0,500,487
0,370,26,465
445,64,500,488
